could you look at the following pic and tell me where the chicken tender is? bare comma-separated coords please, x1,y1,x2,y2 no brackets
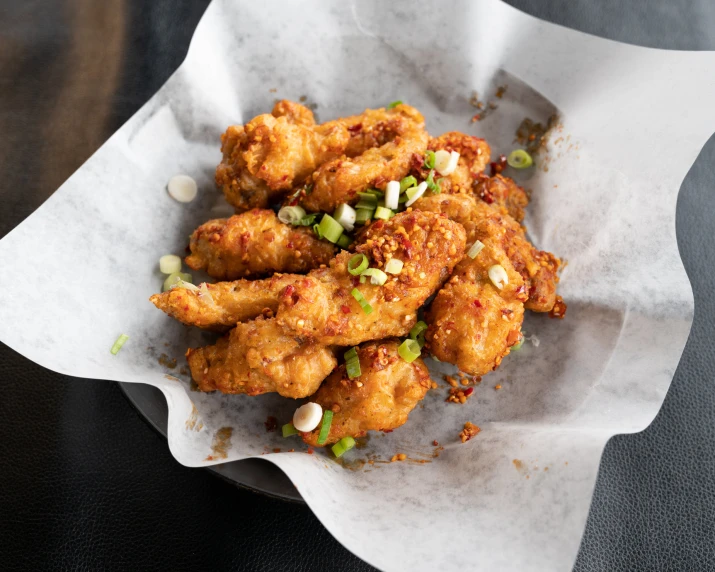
149,274,296,331
217,101,351,211
186,317,336,398
303,104,429,213
415,193,560,312
302,339,432,446
185,209,335,280
422,132,491,194
277,210,466,346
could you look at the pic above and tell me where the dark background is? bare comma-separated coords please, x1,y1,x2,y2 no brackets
2,1,715,570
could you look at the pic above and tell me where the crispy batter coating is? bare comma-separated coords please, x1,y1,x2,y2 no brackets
415,193,560,312
474,174,529,222
276,210,466,346
186,317,336,397
340,103,427,157
425,213,527,376
302,339,431,446
185,209,335,280
216,101,351,211
149,274,296,331
271,100,315,126
303,104,429,213
425,131,491,194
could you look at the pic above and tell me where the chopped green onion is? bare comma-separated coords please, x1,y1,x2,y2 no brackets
346,357,361,379
384,258,404,275
110,334,129,355
374,206,393,220
426,169,441,194
398,193,409,204
163,272,193,292
387,100,403,109
176,279,199,292
334,203,356,232
355,194,378,210
467,240,485,259
409,321,428,348
282,423,300,437
488,264,509,290
364,189,384,198
424,150,436,169
317,410,333,445
336,234,352,249
159,254,182,275
331,436,356,458
296,213,319,226
398,338,421,363
344,347,358,361
355,208,374,224
351,288,374,314
348,254,369,275
360,268,388,286
384,181,400,210
507,149,533,169
400,176,417,192
318,214,344,243
278,205,307,225
512,338,524,351
313,223,323,239
405,182,428,207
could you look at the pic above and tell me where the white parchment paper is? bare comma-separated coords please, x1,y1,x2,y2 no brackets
2,1,715,570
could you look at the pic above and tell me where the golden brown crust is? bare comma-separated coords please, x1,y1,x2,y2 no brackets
276,210,466,346
271,99,315,127
474,174,529,223
149,274,296,331
185,209,335,280
425,131,491,194
301,339,431,446
186,317,336,398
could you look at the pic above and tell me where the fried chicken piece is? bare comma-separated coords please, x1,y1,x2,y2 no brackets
277,210,466,346
271,99,315,126
425,213,527,376
474,174,529,222
185,209,335,280
301,339,431,446
186,317,337,397
424,132,491,194
149,274,296,331
340,103,427,157
216,101,351,211
415,193,560,312
303,104,429,213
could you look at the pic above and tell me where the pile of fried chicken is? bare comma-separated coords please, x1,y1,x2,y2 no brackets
150,100,565,447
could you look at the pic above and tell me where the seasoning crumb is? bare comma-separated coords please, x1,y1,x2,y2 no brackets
272,448,281,453
447,386,474,404
391,453,407,462
495,384,502,390
459,422,480,443
431,382,439,390
432,440,439,446
495,85,507,98
264,416,278,432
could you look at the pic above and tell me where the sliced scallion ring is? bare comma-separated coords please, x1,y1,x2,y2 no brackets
399,175,417,192
336,234,352,250
348,254,369,276
317,410,333,445
425,169,441,194
467,240,485,259
331,436,356,458
374,206,393,220
384,258,404,275
110,334,129,355
278,205,307,225
318,214,344,243
507,149,533,169
346,357,361,379
398,338,421,363
511,338,524,351
313,224,323,239
344,347,358,361
351,288,373,314
282,423,300,437
355,208,374,225
384,180,400,210
159,254,182,275
409,321,428,348
405,181,428,207
424,150,436,169
360,268,388,285
163,272,193,292
333,203,356,232
296,213,318,226
387,100,403,109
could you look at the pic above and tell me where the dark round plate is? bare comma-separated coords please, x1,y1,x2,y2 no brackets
118,382,303,503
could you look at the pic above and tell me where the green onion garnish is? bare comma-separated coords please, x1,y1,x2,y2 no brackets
336,234,352,249
360,268,388,285
364,189,384,198
346,357,361,379
278,205,307,225
398,338,421,363
331,436,356,458
355,208,374,224
296,213,319,226
317,410,333,445
351,288,373,314
348,253,369,275
426,169,441,194
159,254,182,275
282,423,300,437
387,100,403,109
507,149,533,169
355,196,378,210
313,223,323,239
163,271,193,292
344,347,358,361
374,206,393,220
110,334,129,355
424,150,436,169
334,203,357,232
467,240,485,259
409,321,428,348
318,214,344,243
512,338,524,351
398,193,409,204
384,258,404,275
400,176,417,192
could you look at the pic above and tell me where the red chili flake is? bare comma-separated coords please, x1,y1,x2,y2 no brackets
480,189,494,204
307,448,314,455
183,305,189,312
284,284,295,297
350,276,360,287
286,241,294,249
471,113,481,122
341,305,351,314
490,154,507,176
382,429,394,434
399,236,414,259
264,416,278,432
473,299,483,309
348,123,363,133
464,387,474,397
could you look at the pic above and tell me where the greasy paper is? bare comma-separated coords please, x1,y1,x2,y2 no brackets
2,1,715,570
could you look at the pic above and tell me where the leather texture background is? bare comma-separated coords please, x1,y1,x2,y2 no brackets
1,1,714,570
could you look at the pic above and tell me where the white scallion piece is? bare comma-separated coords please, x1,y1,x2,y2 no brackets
488,264,509,290
278,205,307,224
434,150,460,176
334,203,357,232
467,240,485,259
167,174,198,203
293,402,323,432
384,258,404,275
159,254,182,275
405,181,428,207
384,180,400,210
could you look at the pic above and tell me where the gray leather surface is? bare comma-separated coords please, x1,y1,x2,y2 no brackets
1,0,714,570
